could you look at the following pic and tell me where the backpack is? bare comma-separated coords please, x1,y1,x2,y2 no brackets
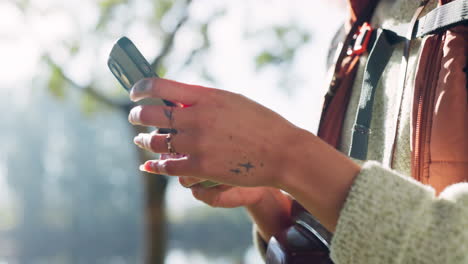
266,0,468,263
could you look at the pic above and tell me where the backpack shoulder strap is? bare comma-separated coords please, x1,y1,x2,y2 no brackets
349,0,468,160
415,0,468,38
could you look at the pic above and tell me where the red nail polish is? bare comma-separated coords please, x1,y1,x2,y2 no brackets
144,161,154,172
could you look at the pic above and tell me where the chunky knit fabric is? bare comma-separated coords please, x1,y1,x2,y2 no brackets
331,162,468,264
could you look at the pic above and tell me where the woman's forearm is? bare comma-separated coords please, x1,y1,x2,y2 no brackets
246,187,293,242
278,128,362,232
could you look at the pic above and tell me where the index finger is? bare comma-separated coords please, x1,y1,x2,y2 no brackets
130,78,211,105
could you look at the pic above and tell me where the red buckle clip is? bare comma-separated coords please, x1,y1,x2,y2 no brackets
347,22,373,56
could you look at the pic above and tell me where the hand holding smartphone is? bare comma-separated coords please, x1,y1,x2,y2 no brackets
108,36,219,188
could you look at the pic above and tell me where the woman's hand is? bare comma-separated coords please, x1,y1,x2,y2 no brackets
128,78,301,188
128,77,362,231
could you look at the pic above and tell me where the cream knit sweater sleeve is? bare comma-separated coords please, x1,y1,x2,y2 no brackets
331,161,468,264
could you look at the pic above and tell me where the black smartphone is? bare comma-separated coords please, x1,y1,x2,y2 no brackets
107,36,175,106
108,36,218,188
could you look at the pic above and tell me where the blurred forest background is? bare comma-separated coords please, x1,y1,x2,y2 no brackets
0,0,344,263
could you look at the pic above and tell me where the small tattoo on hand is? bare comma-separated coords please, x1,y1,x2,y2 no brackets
230,168,241,174
238,162,255,171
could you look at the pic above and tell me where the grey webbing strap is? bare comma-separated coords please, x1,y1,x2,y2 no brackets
388,0,468,39
415,0,468,38
349,29,396,160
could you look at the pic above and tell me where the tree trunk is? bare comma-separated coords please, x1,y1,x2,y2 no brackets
132,125,168,264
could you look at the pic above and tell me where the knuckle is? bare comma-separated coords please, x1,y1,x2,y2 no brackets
213,99,228,110
189,133,204,153
197,109,217,130
202,89,226,106
195,135,209,153
207,114,218,128
186,108,202,127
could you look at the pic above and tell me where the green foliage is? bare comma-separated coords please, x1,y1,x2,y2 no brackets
67,42,80,56
255,51,280,69
96,0,128,30
47,65,66,100
13,0,30,13
99,0,126,9
274,26,288,39
156,64,168,78
200,22,210,44
253,25,312,73
154,0,175,21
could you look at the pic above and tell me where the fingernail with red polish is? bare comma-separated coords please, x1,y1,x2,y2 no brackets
140,160,168,175
144,161,154,172
139,161,154,173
